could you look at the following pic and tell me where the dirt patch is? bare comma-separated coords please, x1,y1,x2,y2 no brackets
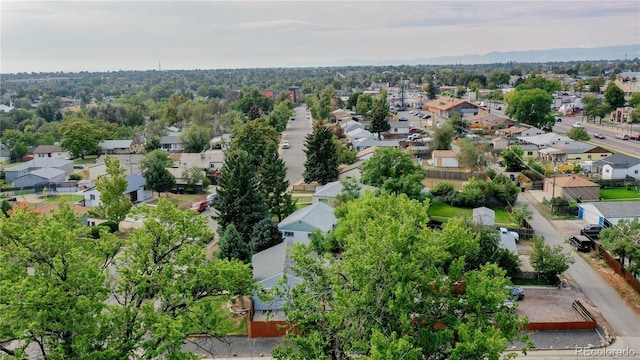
516,287,588,322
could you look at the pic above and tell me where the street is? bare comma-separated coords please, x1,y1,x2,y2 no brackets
280,106,313,186
554,119,640,156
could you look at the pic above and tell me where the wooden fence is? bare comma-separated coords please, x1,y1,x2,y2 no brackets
423,169,472,181
595,242,640,294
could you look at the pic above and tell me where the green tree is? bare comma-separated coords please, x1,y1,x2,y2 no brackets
334,137,357,165
369,90,390,139
456,138,489,174
600,219,640,275
144,136,161,152
303,122,339,185
230,118,279,169
428,121,454,151
628,92,640,108
501,146,527,172
355,93,373,116
217,223,251,263
250,217,284,254
505,88,554,131
230,88,274,118
423,77,437,100
259,152,296,222
361,147,424,199
0,200,12,216
346,91,363,110
181,166,207,187
604,82,625,110
182,124,212,153
267,101,293,132
511,204,533,227
489,71,510,87
567,127,590,141
273,193,529,359
59,118,101,158
588,77,605,93
215,150,269,245
143,161,176,196
139,149,174,172
582,95,610,123
12,141,28,160
530,237,575,281
92,155,132,225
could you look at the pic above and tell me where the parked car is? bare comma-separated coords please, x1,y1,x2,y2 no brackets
569,235,594,252
496,106,502,110
190,200,209,213
629,134,640,141
409,127,420,133
556,118,562,122
282,140,290,149
572,122,584,128
615,134,629,140
506,285,524,300
206,193,219,206
499,227,520,242
399,116,409,121
593,133,606,139
581,224,603,239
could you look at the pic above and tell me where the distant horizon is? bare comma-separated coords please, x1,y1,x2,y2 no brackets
2,1,639,74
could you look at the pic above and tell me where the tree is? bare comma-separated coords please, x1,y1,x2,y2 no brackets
259,152,296,222
182,124,212,153
369,90,390,139
143,161,176,196
217,223,251,263
59,118,101,159
511,204,533,228
456,138,489,174
144,136,161,152
567,127,590,141
215,150,269,245
273,193,529,359
303,121,339,185
361,147,425,199
530,237,575,281
0,200,12,216
267,101,293,132
423,77,437,100
12,141,28,160
230,118,279,169
250,217,284,254
489,71,510,88
346,91,363,110
309,87,333,123
600,219,640,275
92,155,132,225
428,121,454,151
334,137,357,165
139,149,173,172
628,92,640,108
355,93,373,116
230,88,274,118
582,95,610,123
181,166,207,187
505,89,554,131
501,146,527,172
604,82,625,110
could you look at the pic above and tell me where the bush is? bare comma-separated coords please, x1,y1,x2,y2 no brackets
100,220,119,233
68,173,82,181
89,225,109,239
485,168,497,180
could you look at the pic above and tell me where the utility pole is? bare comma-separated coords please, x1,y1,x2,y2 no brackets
550,160,558,215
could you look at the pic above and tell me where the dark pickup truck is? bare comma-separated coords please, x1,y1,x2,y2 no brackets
580,224,602,239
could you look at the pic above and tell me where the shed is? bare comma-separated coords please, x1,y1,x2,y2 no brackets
431,150,458,168
543,176,600,202
472,207,496,226
12,168,66,188
578,201,640,226
312,180,377,204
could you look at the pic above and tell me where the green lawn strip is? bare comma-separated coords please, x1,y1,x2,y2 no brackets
187,296,247,336
428,202,517,227
42,194,84,204
599,187,640,200
73,155,98,165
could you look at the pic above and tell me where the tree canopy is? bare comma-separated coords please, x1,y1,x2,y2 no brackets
361,147,425,199
59,118,101,158
505,88,554,131
92,155,132,225
369,90,391,139
303,121,339,185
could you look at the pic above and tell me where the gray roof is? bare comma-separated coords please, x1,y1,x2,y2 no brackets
586,201,640,218
472,207,495,226
354,138,400,148
517,133,572,146
563,141,596,153
388,121,411,128
7,158,72,172
252,242,288,281
125,174,146,194
278,202,336,233
313,180,377,199
160,135,183,145
592,153,640,169
99,140,133,150
20,167,65,180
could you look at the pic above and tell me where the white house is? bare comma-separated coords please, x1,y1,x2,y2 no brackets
431,150,459,168
592,153,640,180
82,174,152,207
312,180,378,204
387,121,411,135
98,140,137,154
516,133,573,149
347,128,374,142
578,201,640,226
5,158,73,183
341,120,363,134
352,138,399,152
160,135,184,152
33,144,69,159
278,202,336,245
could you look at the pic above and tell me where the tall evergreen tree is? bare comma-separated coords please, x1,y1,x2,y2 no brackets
250,217,284,255
218,223,251,263
303,121,339,185
215,150,269,245
369,90,390,140
143,161,176,197
259,152,296,222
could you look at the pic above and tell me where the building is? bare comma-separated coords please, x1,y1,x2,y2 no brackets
578,201,640,226
82,174,152,207
12,168,67,188
278,202,337,245
33,144,69,159
431,150,459,168
592,153,640,180
352,138,399,152
543,175,600,202
98,140,137,154
5,157,73,183
423,97,483,118
338,161,364,181
387,121,411,135
312,180,377,204
160,135,184,152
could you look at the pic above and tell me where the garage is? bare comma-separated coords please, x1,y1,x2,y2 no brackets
578,201,640,226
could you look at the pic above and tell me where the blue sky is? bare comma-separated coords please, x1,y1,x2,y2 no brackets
2,1,639,73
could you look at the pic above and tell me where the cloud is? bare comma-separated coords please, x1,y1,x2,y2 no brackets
237,19,326,32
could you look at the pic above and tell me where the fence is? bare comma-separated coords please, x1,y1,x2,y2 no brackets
594,242,640,294
291,183,319,191
592,178,639,188
423,169,472,181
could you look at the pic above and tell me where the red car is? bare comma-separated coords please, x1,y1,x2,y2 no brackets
190,200,208,212
409,127,420,133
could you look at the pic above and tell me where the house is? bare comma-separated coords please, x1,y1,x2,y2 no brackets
98,140,137,154
340,119,364,134
387,121,411,135
12,168,67,188
543,175,600,202
352,138,399,152
517,133,573,149
209,134,232,150
339,161,364,181
431,150,459,168
0,142,11,163
82,174,152,207
312,180,378,204
578,201,640,226
356,146,377,161
160,135,184,152
5,158,74,183
347,128,374,142
491,137,510,151
592,153,640,180
500,125,544,140
423,96,483,118
614,72,640,97
33,144,69,159
278,202,337,245
562,142,611,164
466,113,514,132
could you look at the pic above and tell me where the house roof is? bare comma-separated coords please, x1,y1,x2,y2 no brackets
353,138,399,148
388,121,411,128
356,146,377,158
172,150,225,169
547,176,599,188
124,174,146,194
19,167,66,180
33,144,63,154
252,242,289,281
517,133,572,146
432,150,457,158
341,120,361,129
7,158,72,172
339,160,364,174
313,180,377,199
502,126,531,134
592,153,640,169
278,202,336,233
584,201,640,218
347,128,372,138
99,140,134,150
425,97,479,111
160,135,183,145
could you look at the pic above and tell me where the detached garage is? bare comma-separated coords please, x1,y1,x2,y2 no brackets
12,168,66,188
543,176,600,202
578,201,640,226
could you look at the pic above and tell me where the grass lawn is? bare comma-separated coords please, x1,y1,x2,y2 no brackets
600,187,640,200
42,194,84,204
73,155,98,165
156,193,208,210
188,296,247,336
428,202,517,227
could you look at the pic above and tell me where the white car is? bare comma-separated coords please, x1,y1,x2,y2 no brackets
572,122,584,128
281,141,290,149
499,227,520,242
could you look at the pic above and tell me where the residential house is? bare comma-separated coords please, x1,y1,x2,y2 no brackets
592,153,640,180
278,202,337,245
387,121,411,135
312,180,377,204
423,96,483,118
466,113,514,131
160,135,184,152
82,173,152,207
209,134,231,150
347,128,374,143
562,142,611,164
543,175,600,202
491,137,510,151
340,119,364,134
352,138,399,152
516,133,573,149
33,144,69,159
12,168,67,188
0,142,11,163
98,140,137,155
5,157,73,183
431,150,459,168
578,201,640,226
356,146,378,161
500,125,545,141
338,161,364,181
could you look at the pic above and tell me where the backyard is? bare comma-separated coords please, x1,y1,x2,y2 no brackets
600,187,640,200
428,202,517,227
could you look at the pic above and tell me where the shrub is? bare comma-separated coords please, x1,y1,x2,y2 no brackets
89,225,109,239
100,220,119,233
69,173,82,181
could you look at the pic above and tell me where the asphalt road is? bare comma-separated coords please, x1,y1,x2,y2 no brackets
280,106,313,186
554,119,640,156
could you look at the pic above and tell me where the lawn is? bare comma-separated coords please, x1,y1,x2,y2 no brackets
428,202,517,227
42,194,84,204
188,296,247,336
157,193,208,210
73,155,98,165
600,187,640,200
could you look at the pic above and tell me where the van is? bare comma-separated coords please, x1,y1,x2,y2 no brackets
465,134,480,141
569,235,593,252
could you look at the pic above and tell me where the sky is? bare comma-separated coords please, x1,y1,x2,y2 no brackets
1,0,639,73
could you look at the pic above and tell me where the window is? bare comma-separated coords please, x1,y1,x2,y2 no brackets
587,155,592,160
605,169,610,173
90,194,96,200
635,170,639,175
527,152,533,156
284,231,294,237
574,157,581,160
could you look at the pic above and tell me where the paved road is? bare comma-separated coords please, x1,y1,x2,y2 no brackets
553,119,640,156
280,106,313,186
512,192,640,358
